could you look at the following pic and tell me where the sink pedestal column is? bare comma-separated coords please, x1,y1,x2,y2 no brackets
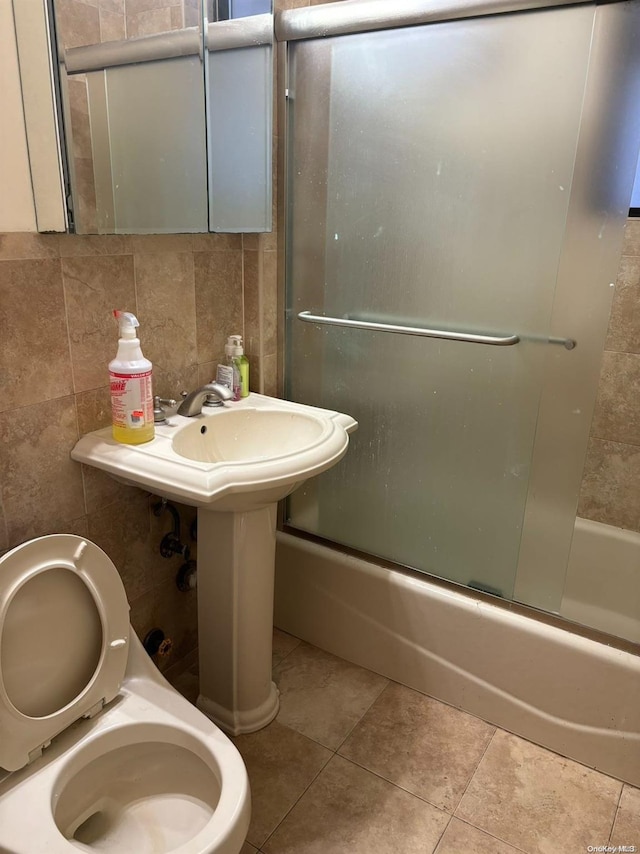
195,503,280,735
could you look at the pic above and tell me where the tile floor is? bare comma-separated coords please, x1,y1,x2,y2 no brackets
170,629,640,854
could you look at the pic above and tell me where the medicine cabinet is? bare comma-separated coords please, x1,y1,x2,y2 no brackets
20,0,273,234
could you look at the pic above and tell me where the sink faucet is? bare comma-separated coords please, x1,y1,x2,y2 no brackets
177,383,234,417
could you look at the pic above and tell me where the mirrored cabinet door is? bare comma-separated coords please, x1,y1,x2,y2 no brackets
51,0,273,234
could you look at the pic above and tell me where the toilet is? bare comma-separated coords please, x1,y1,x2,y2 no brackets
0,534,250,854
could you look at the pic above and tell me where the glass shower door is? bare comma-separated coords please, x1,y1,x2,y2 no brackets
285,6,598,601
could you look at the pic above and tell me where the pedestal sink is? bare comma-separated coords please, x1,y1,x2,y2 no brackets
71,394,357,734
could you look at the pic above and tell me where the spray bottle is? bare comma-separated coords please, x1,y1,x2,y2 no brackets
109,310,154,444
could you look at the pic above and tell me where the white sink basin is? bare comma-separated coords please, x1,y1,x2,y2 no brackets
172,409,326,464
71,394,357,511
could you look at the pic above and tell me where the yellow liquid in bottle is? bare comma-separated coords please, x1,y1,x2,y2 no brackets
112,422,155,444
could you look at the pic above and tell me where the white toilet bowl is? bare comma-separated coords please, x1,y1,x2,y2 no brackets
0,535,250,854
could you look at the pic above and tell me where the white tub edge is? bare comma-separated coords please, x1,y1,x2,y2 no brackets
274,532,640,787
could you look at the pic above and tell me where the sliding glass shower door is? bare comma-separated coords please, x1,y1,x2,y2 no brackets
284,3,636,605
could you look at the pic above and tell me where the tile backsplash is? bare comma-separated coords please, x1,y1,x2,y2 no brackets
0,230,276,670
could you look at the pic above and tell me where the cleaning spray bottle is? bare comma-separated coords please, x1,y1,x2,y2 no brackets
226,334,249,400
109,310,154,444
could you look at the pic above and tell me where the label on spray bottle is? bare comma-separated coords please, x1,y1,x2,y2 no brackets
109,370,153,429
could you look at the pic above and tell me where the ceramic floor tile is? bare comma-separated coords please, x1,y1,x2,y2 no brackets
241,843,258,854
232,720,332,849
263,754,450,854
456,730,622,854
610,785,640,849
273,642,388,749
435,817,525,854
339,682,494,812
272,628,301,668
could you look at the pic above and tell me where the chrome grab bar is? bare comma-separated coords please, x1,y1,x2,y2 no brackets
298,311,575,349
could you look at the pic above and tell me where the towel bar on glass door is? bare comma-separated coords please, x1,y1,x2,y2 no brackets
297,311,576,349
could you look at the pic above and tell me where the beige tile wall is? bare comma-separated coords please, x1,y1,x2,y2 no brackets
55,0,191,50
578,218,640,532
0,230,275,670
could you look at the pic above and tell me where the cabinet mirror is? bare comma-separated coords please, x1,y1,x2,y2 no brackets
51,0,273,234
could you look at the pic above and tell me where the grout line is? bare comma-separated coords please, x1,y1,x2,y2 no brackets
333,677,391,755
334,752,455,815
259,730,333,851
607,784,625,845
452,726,497,818
451,816,530,854
431,813,454,854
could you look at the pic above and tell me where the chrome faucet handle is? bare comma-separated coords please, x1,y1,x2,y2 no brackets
153,396,177,423
177,383,234,417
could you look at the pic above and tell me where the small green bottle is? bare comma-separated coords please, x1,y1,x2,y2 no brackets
226,334,249,399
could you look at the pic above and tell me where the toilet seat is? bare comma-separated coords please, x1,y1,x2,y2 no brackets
0,535,130,772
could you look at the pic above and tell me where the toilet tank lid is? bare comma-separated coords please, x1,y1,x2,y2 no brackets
0,535,130,772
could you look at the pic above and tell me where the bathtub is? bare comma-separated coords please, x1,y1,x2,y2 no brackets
561,517,640,645
274,522,640,787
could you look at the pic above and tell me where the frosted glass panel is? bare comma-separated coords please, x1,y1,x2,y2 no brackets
286,7,595,600
92,57,208,234
206,44,272,232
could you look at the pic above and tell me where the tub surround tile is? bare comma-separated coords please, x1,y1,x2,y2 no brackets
275,0,311,9
58,234,130,256
232,720,332,848
62,254,136,392
134,252,197,374
191,233,243,252
262,353,278,396
263,754,450,854
148,496,198,589
243,234,260,251
151,363,199,406
0,500,8,552
578,438,640,531
195,251,243,364
152,576,198,668
130,234,195,254
434,818,524,854
126,8,174,38
168,667,199,705
67,77,93,161
263,251,278,355
0,397,84,547
622,218,640,256
243,249,261,362
87,490,154,601
0,259,73,411
184,0,199,27
49,0,101,50
61,517,90,538
273,642,389,750
81,464,136,515
456,730,622,854
339,682,495,812
0,233,59,261
272,628,301,668
129,588,155,649
606,256,640,354
75,385,112,434
610,785,640,848
98,5,126,41
591,352,640,445
73,158,99,234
